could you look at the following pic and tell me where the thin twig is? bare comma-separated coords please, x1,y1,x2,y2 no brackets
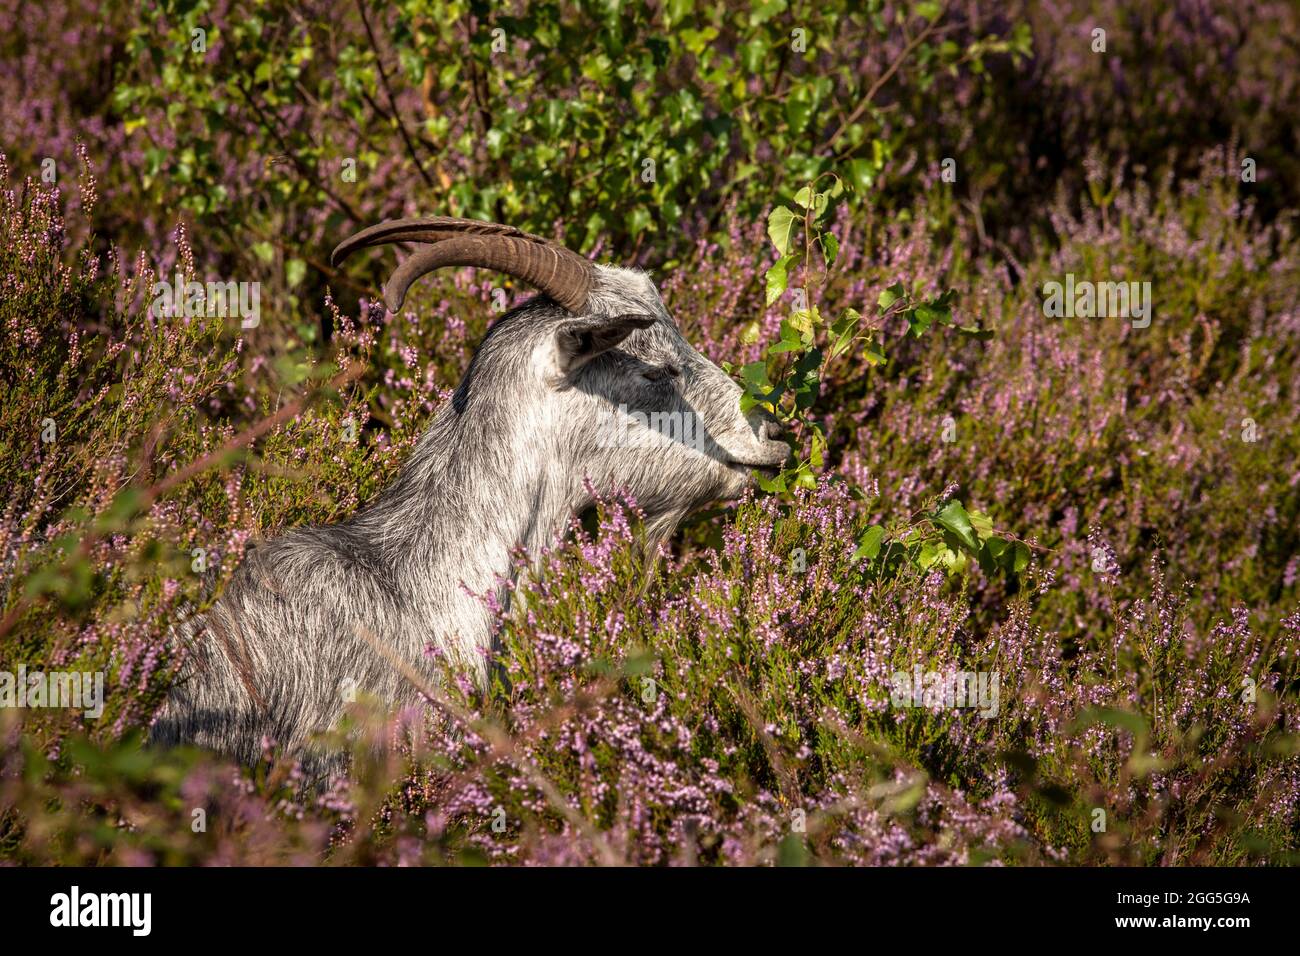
355,0,437,192
821,5,952,156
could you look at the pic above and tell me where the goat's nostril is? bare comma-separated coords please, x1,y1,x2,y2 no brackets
762,418,784,441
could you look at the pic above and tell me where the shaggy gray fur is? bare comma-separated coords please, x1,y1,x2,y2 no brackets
149,265,788,777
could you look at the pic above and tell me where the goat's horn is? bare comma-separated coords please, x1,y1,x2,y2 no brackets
331,216,594,314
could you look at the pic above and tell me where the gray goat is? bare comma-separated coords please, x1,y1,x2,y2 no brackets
150,217,788,777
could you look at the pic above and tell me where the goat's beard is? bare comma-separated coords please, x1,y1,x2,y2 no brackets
634,508,690,580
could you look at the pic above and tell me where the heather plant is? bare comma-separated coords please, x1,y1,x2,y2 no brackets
731,175,1024,586
2,2,1300,869
8,484,1293,865
839,147,1300,644
0,151,388,759
5,136,1300,865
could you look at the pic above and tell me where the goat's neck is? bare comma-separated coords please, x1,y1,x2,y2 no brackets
359,414,576,670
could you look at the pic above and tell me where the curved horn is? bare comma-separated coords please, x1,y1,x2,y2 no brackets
331,216,594,314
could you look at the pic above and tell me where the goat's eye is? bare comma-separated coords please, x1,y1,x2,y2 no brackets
642,365,681,384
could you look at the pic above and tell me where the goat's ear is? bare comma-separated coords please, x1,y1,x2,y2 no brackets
554,313,656,374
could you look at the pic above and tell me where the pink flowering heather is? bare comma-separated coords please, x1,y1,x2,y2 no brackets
2,1,1299,868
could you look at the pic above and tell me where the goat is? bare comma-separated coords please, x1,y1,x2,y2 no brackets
149,217,789,778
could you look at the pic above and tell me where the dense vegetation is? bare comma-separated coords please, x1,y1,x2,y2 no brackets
1,0,1298,865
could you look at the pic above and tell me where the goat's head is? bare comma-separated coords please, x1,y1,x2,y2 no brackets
332,217,789,532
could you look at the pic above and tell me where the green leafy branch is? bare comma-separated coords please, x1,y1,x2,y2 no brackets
851,497,1045,583
727,173,990,494
732,176,1020,581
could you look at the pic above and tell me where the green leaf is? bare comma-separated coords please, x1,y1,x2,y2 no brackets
1012,542,1031,574
917,539,943,570
767,206,800,256
821,232,838,268
829,309,858,359
787,308,814,339
940,547,968,573
934,499,979,554
95,488,147,533
739,360,771,390
979,537,1008,576
749,0,788,27
777,833,809,867
852,524,885,561
542,98,566,134
906,307,935,337
846,157,878,193
765,254,796,306
784,89,813,132
878,282,906,310
770,317,807,353
809,427,826,468
967,509,994,539
788,348,823,411
794,186,830,221
740,37,767,73
627,206,653,236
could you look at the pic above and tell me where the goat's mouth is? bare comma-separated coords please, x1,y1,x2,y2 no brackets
723,433,791,481
727,459,784,480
